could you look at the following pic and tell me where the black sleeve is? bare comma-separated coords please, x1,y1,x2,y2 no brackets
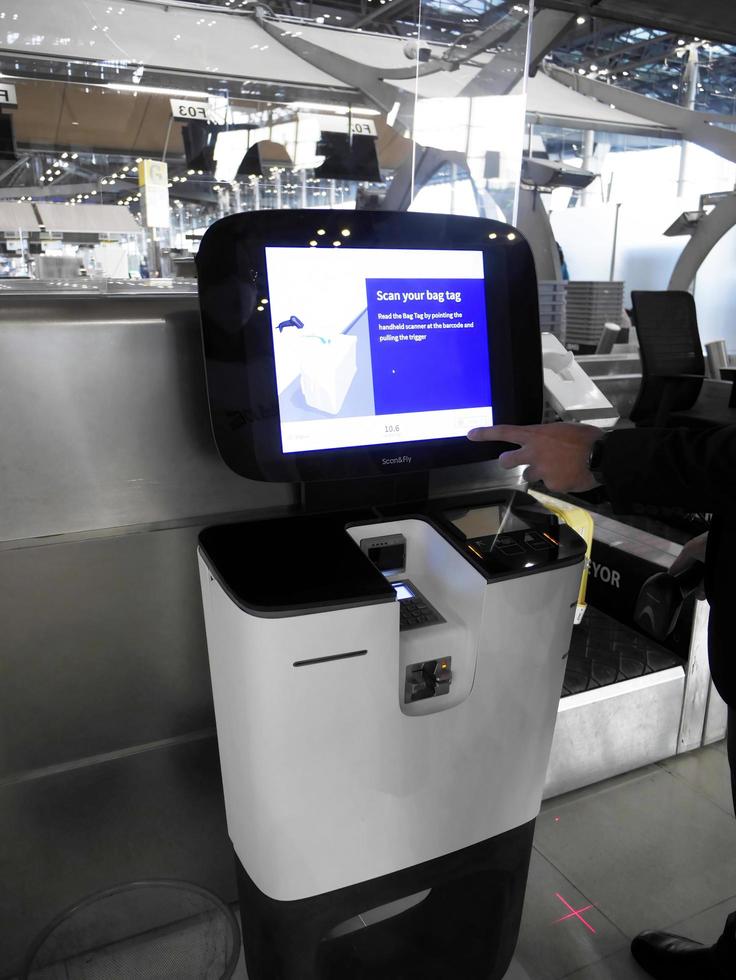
600,425,736,516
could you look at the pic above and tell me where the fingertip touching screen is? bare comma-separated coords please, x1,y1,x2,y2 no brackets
197,210,542,483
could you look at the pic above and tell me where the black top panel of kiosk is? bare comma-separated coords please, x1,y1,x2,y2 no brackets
197,210,542,483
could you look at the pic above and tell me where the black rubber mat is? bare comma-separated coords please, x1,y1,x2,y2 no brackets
562,605,683,697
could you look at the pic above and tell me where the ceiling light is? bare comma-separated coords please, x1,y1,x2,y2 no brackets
290,101,381,116
104,83,207,98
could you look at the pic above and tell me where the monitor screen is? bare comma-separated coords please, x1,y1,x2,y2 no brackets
446,503,530,539
265,246,492,455
197,210,542,483
392,582,415,601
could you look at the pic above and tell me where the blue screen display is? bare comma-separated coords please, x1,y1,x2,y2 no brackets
265,247,493,454
365,277,492,415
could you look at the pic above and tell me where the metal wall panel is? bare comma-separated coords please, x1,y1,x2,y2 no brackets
704,681,729,745
0,737,236,980
0,289,294,973
0,524,219,777
0,293,294,542
544,669,685,799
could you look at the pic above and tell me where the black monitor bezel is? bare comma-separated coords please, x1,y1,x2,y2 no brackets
197,209,542,483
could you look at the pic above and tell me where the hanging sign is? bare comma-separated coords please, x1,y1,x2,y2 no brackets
0,83,18,108
169,97,232,125
316,114,377,137
138,159,170,228
170,99,209,122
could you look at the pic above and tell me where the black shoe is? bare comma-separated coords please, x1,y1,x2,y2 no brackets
631,929,731,979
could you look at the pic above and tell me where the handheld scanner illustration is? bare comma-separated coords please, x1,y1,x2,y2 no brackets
276,315,305,333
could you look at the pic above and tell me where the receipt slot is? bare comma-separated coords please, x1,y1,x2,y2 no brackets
196,211,586,979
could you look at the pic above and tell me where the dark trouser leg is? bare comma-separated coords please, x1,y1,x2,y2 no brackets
711,707,736,975
727,706,736,816
631,709,736,978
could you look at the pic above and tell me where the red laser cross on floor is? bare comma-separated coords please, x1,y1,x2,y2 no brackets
554,892,596,933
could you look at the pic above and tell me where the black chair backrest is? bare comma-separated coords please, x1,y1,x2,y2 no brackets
629,290,705,424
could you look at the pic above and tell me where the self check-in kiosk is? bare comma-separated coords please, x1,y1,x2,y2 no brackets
196,211,586,980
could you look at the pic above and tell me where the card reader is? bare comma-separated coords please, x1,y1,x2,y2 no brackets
360,533,407,575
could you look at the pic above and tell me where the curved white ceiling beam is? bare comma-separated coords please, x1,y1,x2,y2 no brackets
548,65,736,165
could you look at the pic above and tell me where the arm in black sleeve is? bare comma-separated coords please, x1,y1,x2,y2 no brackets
600,425,736,516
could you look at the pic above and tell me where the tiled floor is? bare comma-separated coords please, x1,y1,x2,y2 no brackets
20,743,733,979
227,742,735,980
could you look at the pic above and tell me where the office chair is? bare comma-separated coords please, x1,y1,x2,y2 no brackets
629,290,736,428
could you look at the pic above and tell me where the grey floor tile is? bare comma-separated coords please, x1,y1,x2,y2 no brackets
502,958,535,979
561,946,652,979
541,765,660,812
665,893,736,944
513,849,628,980
657,745,735,816
534,766,736,939
712,739,729,756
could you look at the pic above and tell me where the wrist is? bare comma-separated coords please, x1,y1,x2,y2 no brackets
587,433,607,485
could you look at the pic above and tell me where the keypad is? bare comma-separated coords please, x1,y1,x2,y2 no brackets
395,581,445,631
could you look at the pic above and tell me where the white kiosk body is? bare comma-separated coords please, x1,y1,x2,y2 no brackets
195,210,586,979
199,514,581,902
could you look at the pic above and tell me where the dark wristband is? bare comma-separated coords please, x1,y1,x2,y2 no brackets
588,435,607,483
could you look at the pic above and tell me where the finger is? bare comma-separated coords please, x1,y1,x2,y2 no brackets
467,424,528,444
498,448,532,469
522,465,543,484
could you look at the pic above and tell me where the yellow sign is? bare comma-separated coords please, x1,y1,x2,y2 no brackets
138,159,170,228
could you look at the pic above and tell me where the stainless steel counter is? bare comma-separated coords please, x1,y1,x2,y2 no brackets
0,288,290,542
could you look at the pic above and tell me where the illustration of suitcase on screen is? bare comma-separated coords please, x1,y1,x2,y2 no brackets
299,332,358,415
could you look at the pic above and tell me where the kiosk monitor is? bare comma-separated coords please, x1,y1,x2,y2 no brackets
197,210,542,482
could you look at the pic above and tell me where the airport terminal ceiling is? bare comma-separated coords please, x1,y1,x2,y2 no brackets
172,0,736,115
0,0,735,213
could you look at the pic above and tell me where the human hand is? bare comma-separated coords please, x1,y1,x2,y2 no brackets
466,422,603,493
669,532,708,599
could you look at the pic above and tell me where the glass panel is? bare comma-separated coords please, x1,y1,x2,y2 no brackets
693,225,736,350
0,0,534,283
407,0,533,222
